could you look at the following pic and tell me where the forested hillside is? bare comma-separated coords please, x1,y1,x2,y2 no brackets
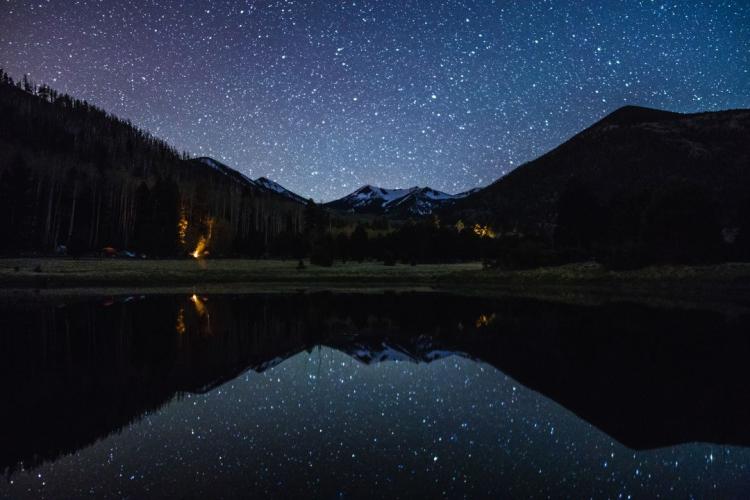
4,69,750,269
452,106,750,234
446,105,750,267
0,71,304,257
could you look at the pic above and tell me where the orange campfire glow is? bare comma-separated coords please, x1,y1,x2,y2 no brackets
191,217,214,259
191,236,208,259
473,223,496,239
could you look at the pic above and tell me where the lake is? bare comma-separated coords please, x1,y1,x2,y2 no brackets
1,292,749,498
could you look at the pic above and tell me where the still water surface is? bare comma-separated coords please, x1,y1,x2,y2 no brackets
0,292,749,498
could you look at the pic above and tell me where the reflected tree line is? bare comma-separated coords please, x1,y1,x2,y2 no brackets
2,293,750,477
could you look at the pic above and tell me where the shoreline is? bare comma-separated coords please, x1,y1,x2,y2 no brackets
1,258,750,311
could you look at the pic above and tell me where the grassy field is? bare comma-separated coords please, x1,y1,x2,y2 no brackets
0,258,483,288
2,258,750,307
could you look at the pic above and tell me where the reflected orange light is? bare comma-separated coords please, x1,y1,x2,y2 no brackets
475,313,496,328
190,293,207,317
175,307,186,335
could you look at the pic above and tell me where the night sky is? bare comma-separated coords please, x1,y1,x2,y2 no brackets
1,1,748,201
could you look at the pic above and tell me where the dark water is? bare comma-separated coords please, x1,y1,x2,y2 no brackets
1,292,749,498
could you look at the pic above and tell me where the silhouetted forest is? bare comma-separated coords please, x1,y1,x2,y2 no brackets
2,70,749,268
314,106,750,269
445,105,750,268
0,70,304,257
286,179,750,269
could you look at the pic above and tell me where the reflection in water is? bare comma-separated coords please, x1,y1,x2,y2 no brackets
475,312,496,328
175,307,186,335
189,293,205,314
0,292,749,498
189,293,211,335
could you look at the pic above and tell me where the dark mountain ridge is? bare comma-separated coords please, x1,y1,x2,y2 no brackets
2,67,748,265
593,105,683,127
191,156,307,204
254,175,309,204
451,105,750,235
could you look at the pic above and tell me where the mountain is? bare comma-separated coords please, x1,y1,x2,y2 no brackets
327,335,465,365
192,156,258,187
192,156,307,204
449,105,750,234
254,176,308,204
0,73,305,257
325,184,476,217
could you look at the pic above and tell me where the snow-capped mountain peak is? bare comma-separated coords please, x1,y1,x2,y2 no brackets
192,157,307,204
193,157,479,215
195,156,257,186
325,184,473,217
255,176,308,203
351,185,419,204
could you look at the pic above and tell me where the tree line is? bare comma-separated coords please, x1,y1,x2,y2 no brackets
0,70,303,257
471,180,750,270
266,200,495,266
3,68,748,267
284,179,750,269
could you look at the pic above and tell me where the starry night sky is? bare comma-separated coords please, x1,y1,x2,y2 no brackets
1,1,749,201
4,347,749,498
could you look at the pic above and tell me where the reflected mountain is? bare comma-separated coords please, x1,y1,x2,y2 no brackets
1,292,749,476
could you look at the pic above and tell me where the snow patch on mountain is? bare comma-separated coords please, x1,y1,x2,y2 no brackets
255,176,307,203
193,157,308,204
332,335,467,365
326,184,478,216
198,156,226,173
351,185,419,206
196,157,257,186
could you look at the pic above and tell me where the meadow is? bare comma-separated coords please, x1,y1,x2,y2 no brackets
2,258,749,309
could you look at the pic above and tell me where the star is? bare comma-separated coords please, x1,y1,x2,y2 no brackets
0,0,747,202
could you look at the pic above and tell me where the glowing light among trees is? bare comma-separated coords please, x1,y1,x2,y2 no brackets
177,211,188,246
191,217,214,258
191,236,207,259
473,224,495,238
